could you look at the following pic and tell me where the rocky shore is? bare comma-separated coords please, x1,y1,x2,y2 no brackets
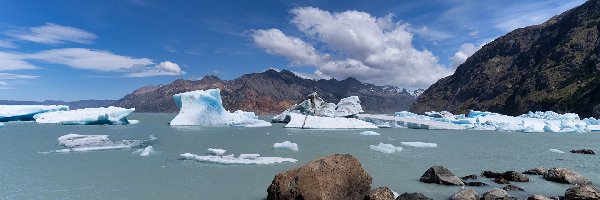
267,154,599,200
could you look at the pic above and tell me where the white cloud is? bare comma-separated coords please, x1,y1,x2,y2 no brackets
450,43,481,68
0,48,184,77
493,1,585,32
0,81,9,89
292,70,332,80
126,61,184,77
0,40,16,48
252,29,322,66
0,73,39,79
411,26,453,42
5,23,97,45
252,7,453,88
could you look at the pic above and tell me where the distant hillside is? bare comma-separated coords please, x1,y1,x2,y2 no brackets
112,69,422,114
411,0,600,118
0,100,115,109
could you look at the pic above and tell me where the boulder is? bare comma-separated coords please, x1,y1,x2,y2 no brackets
502,171,529,182
364,187,395,200
450,188,480,200
523,167,547,175
570,149,596,155
395,192,432,200
461,174,478,180
482,171,503,178
482,188,510,200
495,177,510,184
419,166,464,186
503,184,525,191
543,168,591,185
527,195,551,200
267,154,372,200
564,185,600,200
465,181,488,186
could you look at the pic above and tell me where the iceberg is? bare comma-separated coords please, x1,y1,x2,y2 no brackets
208,148,226,155
359,131,380,135
0,123,4,128
273,141,299,151
370,143,403,154
179,152,297,165
55,133,146,152
285,113,378,129
401,142,437,148
549,149,565,153
169,89,271,127
272,92,364,123
0,105,69,122
132,146,155,157
34,106,134,125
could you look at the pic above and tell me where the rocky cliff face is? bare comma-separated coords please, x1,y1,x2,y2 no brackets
411,0,600,118
112,69,419,114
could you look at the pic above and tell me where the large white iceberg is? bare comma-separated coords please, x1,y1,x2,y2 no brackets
285,113,378,129
55,133,146,152
34,106,134,125
0,105,69,122
169,89,271,127
179,152,297,165
272,92,364,123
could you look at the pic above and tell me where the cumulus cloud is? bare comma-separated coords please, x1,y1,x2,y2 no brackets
251,7,454,88
0,48,184,77
5,23,97,45
450,43,481,68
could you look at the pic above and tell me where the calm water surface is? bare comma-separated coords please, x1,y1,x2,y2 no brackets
0,113,598,199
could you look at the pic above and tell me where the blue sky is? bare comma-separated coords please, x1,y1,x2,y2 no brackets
0,0,585,101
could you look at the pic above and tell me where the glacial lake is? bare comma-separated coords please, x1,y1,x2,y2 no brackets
1,113,598,199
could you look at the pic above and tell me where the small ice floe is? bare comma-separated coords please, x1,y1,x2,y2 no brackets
208,148,226,155
179,151,297,165
549,149,565,153
359,131,380,136
273,141,299,151
128,120,140,124
132,146,154,157
52,133,146,153
392,190,399,199
149,135,158,141
369,143,403,154
401,142,437,148
0,123,4,128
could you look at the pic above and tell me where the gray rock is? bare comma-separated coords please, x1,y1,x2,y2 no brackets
449,188,480,200
543,168,591,185
503,184,525,191
570,149,595,155
503,171,529,182
564,185,600,200
419,166,464,186
523,168,547,175
396,192,432,200
482,188,510,200
527,195,551,200
365,187,395,200
267,154,372,200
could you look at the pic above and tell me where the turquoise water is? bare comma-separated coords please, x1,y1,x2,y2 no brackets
0,113,598,199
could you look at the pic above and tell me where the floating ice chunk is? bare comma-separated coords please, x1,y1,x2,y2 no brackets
369,143,403,154
169,89,271,127
128,120,140,124
57,133,144,152
34,107,134,125
549,149,565,153
285,113,377,129
149,135,158,141
272,93,364,123
179,152,297,165
273,141,299,151
359,131,380,136
208,148,226,155
0,123,4,128
588,125,600,131
401,142,437,148
139,146,154,156
0,105,69,122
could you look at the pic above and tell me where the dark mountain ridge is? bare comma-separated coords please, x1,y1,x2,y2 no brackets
411,0,600,118
112,69,420,114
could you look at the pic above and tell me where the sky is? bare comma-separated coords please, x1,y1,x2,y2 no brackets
0,0,586,101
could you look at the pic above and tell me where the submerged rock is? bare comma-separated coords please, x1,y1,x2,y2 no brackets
395,192,432,200
527,195,551,200
482,188,510,200
267,154,372,200
570,149,596,155
503,171,529,182
364,187,394,200
503,184,525,191
564,185,600,200
419,166,464,186
523,168,548,175
461,174,478,180
465,181,488,187
450,188,480,200
543,168,591,185
482,171,503,179
494,177,510,184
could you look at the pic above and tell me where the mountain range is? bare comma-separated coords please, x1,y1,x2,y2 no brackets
111,69,422,114
411,0,600,118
